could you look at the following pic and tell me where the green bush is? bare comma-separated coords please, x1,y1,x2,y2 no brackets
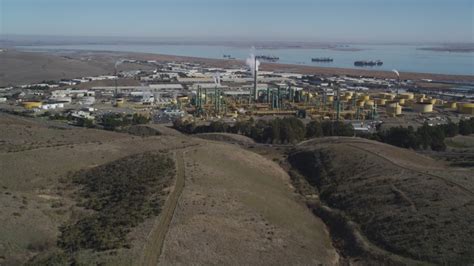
459,118,474,135
58,152,174,252
378,126,419,149
321,121,354,137
173,117,351,144
306,121,323,138
102,114,127,130
131,113,150,125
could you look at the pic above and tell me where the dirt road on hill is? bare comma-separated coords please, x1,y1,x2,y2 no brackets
139,149,187,266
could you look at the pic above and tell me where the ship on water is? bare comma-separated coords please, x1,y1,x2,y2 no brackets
312,57,334,62
255,55,279,62
223,54,235,59
354,60,383,67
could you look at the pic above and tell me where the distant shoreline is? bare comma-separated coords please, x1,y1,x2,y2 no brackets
417,47,474,53
13,42,474,76
121,51,474,82
417,44,474,53
2,48,473,87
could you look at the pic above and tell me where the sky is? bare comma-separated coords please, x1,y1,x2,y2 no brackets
1,0,473,43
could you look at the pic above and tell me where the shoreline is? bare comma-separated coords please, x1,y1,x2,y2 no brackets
11,45,474,79
3,48,474,86
120,51,474,83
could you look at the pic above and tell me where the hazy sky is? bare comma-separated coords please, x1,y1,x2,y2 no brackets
1,0,473,43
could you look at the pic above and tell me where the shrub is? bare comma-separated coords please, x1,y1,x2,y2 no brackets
321,121,354,137
131,114,150,125
58,152,174,252
306,121,323,138
378,126,419,149
459,118,474,135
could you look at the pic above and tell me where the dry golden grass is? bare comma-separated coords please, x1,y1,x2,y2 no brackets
290,137,474,265
1,113,338,265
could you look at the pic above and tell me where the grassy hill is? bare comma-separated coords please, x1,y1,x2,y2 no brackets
289,137,474,265
0,113,338,265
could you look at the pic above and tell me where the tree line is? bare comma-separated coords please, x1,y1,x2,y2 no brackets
100,113,150,130
45,112,151,130
366,118,474,151
174,117,474,151
173,117,354,144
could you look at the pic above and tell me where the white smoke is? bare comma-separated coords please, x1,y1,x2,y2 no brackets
115,59,125,69
213,72,221,85
246,47,260,76
392,69,400,77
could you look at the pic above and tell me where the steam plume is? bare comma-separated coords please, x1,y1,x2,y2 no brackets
213,72,221,85
392,69,400,77
246,47,260,75
115,59,125,69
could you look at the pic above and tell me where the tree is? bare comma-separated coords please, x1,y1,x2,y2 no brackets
416,123,446,151
282,117,306,143
321,121,354,136
250,120,269,143
380,126,419,149
131,114,150,125
416,123,434,149
306,121,323,138
173,119,195,134
77,118,94,128
233,120,253,136
209,121,228,133
442,122,459,138
102,114,127,131
459,118,474,135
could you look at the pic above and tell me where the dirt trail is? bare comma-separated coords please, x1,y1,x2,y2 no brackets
300,137,473,195
139,149,187,266
158,141,339,265
290,139,474,265
345,143,474,196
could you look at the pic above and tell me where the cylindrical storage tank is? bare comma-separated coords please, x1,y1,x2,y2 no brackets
386,101,399,108
429,99,437,105
327,95,334,102
364,100,375,108
376,99,386,106
343,95,352,102
114,98,125,107
460,103,474,115
345,91,354,97
356,100,365,107
405,99,415,107
398,98,406,105
55,96,72,103
359,95,370,101
444,102,457,109
413,102,433,113
386,105,402,116
22,101,42,109
378,93,388,99
386,93,396,100
399,93,414,100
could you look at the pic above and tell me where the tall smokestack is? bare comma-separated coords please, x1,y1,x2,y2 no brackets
246,47,260,103
254,56,258,102
114,67,118,98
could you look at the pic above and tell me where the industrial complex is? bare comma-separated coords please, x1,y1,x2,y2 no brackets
1,54,473,132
